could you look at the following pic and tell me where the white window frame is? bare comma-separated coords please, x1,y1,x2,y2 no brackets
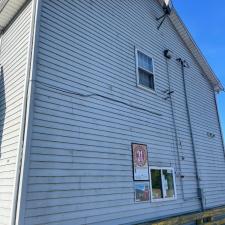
149,166,177,202
135,48,156,93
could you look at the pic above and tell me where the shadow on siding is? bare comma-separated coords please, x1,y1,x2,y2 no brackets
0,66,6,158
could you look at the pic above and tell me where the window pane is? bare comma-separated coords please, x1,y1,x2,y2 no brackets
151,169,163,200
138,51,144,68
138,51,153,72
162,169,175,198
139,69,154,90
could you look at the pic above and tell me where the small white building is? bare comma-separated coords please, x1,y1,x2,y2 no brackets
0,0,224,225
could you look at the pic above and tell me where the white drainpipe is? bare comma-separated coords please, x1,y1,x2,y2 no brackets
10,0,40,224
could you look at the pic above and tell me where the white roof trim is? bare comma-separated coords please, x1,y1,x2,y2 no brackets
0,0,27,33
158,0,223,92
0,0,9,12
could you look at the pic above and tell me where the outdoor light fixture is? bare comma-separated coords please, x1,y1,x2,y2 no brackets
156,0,173,30
164,49,173,59
163,0,173,14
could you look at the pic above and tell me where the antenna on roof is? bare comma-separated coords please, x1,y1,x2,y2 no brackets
156,0,173,30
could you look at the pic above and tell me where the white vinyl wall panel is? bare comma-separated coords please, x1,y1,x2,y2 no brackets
185,68,225,208
23,0,224,224
0,2,32,225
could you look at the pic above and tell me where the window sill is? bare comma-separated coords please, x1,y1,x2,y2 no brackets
151,197,177,203
137,84,156,95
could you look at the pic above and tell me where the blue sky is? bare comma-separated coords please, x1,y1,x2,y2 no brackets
173,0,225,140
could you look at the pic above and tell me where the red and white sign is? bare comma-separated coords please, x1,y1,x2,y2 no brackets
132,144,149,181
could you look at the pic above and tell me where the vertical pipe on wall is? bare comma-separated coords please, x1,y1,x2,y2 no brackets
10,0,40,224
165,57,185,200
177,58,204,211
15,0,41,224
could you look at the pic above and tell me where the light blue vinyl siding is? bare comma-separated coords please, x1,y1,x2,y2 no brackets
0,2,32,225
22,0,225,224
185,68,225,208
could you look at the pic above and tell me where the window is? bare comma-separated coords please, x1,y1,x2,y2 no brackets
150,167,176,201
136,50,155,91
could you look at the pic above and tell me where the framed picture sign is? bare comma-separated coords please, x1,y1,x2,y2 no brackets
132,143,149,181
134,182,150,203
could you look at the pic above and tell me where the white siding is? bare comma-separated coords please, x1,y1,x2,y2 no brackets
23,0,225,224
185,68,225,208
0,2,32,225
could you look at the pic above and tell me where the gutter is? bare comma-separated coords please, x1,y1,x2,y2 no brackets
9,0,40,224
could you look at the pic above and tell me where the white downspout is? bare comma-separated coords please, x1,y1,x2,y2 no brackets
10,0,40,224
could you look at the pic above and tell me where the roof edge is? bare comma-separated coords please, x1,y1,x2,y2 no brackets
0,0,9,13
158,0,224,92
0,0,28,33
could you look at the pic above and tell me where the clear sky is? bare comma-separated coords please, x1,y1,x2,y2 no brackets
172,0,225,140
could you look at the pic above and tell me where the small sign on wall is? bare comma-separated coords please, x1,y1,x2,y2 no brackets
134,182,150,203
132,143,149,181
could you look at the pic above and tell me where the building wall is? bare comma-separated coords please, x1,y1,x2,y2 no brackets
22,0,225,224
185,66,225,208
0,2,33,225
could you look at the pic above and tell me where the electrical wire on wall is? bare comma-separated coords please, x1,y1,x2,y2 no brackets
164,51,185,200
32,80,162,117
177,58,205,211
164,51,202,203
